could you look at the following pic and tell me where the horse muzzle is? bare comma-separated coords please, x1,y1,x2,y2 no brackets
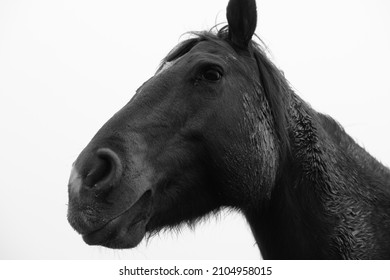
67,144,153,248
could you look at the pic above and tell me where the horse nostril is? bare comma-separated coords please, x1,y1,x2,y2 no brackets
84,157,111,187
84,148,123,192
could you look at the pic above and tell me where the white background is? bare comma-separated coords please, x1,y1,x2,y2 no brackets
0,0,389,259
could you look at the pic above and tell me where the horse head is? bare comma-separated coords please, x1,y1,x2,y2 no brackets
67,0,282,249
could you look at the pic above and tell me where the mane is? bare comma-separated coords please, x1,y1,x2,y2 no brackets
160,25,293,162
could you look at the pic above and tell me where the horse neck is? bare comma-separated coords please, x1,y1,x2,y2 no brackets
245,93,390,259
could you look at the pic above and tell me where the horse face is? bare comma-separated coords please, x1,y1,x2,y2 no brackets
67,0,265,249
67,38,262,248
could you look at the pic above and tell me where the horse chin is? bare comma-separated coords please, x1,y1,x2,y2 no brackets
82,190,152,249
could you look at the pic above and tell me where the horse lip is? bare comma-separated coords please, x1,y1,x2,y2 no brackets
82,213,147,245
81,190,152,247
82,207,142,236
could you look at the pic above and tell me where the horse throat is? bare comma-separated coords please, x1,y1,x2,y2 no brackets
244,93,390,259
243,94,344,259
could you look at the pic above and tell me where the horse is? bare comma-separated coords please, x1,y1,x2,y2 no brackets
67,0,390,259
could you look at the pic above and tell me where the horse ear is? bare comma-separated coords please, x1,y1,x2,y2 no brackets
226,0,257,49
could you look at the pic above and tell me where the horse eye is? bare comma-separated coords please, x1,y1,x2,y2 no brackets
202,68,222,82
